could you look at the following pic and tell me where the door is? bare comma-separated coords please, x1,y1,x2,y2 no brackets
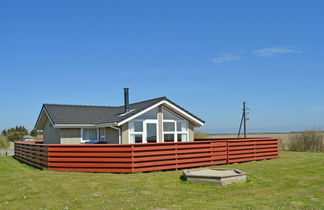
144,120,158,143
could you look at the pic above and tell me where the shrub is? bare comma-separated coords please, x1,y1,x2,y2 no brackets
288,130,324,152
279,139,287,150
0,135,9,149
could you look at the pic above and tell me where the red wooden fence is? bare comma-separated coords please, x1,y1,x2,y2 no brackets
14,138,278,173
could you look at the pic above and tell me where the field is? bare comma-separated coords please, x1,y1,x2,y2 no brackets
0,151,323,209
0,142,14,156
205,132,324,150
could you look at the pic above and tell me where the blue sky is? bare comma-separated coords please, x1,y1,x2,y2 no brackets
1,1,324,133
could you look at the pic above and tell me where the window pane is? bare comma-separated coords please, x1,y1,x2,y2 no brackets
134,121,143,132
177,134,187,142
162,108,183,120
164,134,174,142
163,122,175,131
146,123,157,143
135,134,142,143
177,122,181,132
99,128,105,140
183,122,188,131
177,122,188,132
135,108,157,119
83,129,97,140
131,134,143,143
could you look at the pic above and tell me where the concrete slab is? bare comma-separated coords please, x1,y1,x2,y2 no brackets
183,168,247,186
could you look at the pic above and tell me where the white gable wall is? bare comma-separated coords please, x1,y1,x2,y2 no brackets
126,104,196,143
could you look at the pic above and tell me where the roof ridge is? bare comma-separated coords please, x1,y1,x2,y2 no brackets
43,103,118,108
117,96,167,107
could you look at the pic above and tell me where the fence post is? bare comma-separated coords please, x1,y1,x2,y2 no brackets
210,141,213,165
276,138,279,157
175,143,178,170
254,139,257,161
226,140,229,164
131,145,135,173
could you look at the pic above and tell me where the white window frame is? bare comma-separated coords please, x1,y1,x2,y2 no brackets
80,128,101,143
162,120,177,142
176,121,189,142
144,119,159,143
162,120,189,142
99,127,106,141
129,119,159,144
162,107,189,142
129,120,144,144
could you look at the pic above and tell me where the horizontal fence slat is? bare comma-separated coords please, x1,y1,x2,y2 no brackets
48,147,132,152
47,162,132,168
48,152,132,157
48,157,133,162
48,167,133,173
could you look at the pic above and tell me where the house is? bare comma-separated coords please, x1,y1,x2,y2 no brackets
23,135,34,142
34,89,205,144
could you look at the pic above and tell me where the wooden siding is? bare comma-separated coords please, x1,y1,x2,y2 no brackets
43,119,61,144
14,138,279,173
60,128,81,144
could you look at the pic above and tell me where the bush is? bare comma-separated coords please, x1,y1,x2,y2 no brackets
288,131,324,152
0,135,9,149
279,139,287,150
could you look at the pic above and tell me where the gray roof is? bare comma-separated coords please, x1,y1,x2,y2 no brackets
41,97,205,126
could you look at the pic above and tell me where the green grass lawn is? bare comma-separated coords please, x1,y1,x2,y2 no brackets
0,152,323,210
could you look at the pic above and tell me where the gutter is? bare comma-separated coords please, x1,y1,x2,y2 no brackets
54,122,118,129
109,126,121,144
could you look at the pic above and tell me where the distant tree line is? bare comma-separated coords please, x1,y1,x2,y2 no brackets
1,126,42,142
30,129,43,137
1,126,28,142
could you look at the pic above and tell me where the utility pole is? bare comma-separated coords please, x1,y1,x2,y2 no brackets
243,102,247,138
238,102,248,138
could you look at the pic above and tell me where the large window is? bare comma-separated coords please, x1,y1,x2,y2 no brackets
146,123,157,143
163,121,175,142
82,128,98,142
129,108,158,143
129,121,143,143
129,120,159,143
162,108,188,142
81,128,106,143
177,121,188,142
